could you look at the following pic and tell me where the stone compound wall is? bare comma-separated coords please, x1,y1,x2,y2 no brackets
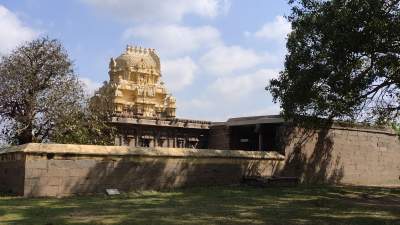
1,125,398,198
208,124,230,150
277,125,400,186
208,124,400,187
0,144,284,197
0,152,25,195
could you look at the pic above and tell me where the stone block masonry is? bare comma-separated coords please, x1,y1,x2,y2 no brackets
0,144,284,197
2,123,399,198
209,122,400,187
0,152,25,195
209,124,230,150
277,125,400,186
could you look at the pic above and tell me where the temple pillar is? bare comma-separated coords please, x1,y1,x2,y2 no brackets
174,137,177,148
152,130,155,147
128,136,135,146
138,128,142,147
121,135,126,146
149,139,153,147
115,136,121,146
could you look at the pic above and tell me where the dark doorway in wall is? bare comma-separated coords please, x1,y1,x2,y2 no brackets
260,124,280,151
140,138,150,147
230,125,258,150
229,123,282,151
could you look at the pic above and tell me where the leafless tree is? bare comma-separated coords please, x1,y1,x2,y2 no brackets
0,37,85,144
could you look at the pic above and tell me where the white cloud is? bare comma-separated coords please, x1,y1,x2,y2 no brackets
250,105,281,116
162,57,197,91
209,69,280,100
124,24,221,56
0,5,38,55
82,0,230,23
199,45,272,76
253,16,291,42
178,69,280,120
80,77,102,96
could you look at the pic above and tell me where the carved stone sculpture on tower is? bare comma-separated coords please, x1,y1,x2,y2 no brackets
109,45,176,118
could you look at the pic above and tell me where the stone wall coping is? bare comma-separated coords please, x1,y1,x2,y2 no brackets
0,143,285,160
211,121,397,136
329,125,397,135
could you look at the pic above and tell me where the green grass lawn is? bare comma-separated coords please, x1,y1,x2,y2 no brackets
0,185,399,225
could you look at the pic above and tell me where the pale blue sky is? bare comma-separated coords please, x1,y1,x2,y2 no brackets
0,0,291,121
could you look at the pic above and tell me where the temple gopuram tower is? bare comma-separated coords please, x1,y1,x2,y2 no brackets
110,45,210,148
109,45,176,118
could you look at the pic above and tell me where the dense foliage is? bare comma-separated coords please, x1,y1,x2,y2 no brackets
52,82,116,145
268,0,400,125
393,123,400,136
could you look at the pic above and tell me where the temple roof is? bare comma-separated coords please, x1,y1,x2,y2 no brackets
109,45,175,118
114,45,160,72
223,115,285,126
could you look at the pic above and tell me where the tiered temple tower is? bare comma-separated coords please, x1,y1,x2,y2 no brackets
109,45,176,118
110,45,210,148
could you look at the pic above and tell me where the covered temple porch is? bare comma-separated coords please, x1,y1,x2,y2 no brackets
209,115,285,152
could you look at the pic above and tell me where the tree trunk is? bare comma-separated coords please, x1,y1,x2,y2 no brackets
17,126,33,144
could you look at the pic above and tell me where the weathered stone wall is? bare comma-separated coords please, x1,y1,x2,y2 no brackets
0,152,25,195
0,144,284,197
2,124,398,198
277,126,400,186
209,125,230,150
24,154,281,197
208,124,400,186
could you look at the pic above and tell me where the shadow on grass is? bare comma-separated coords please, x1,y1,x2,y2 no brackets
0,185,399,225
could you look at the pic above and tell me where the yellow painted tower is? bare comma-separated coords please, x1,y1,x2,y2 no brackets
109,45,176,118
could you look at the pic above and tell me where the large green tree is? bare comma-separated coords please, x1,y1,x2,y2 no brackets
268,0,400,125
0,37,85,144
52,81,116,145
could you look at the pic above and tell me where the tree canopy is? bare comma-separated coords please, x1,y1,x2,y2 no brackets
268,0,400,125
0,37,85,144
0,37,116,145
52,81,116,145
